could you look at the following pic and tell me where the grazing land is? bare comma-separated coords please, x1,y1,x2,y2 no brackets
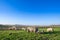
0,27,60,40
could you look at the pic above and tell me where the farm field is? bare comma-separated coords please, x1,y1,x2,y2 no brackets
0,27,60,40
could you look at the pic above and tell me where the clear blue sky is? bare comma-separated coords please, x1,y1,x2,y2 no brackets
0,0,60,25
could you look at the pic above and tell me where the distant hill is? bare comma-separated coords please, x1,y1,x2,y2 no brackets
0,24,60,28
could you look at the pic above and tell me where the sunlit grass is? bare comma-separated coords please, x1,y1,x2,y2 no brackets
0,27,60,40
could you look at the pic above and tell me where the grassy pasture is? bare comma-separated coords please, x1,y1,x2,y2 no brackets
0,27,60,40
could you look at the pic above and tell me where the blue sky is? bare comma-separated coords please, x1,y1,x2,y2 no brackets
0,0,60,25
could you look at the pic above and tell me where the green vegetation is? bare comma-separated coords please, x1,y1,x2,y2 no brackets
0,27,60,40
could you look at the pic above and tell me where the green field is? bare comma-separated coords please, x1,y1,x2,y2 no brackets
0,27,60,40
